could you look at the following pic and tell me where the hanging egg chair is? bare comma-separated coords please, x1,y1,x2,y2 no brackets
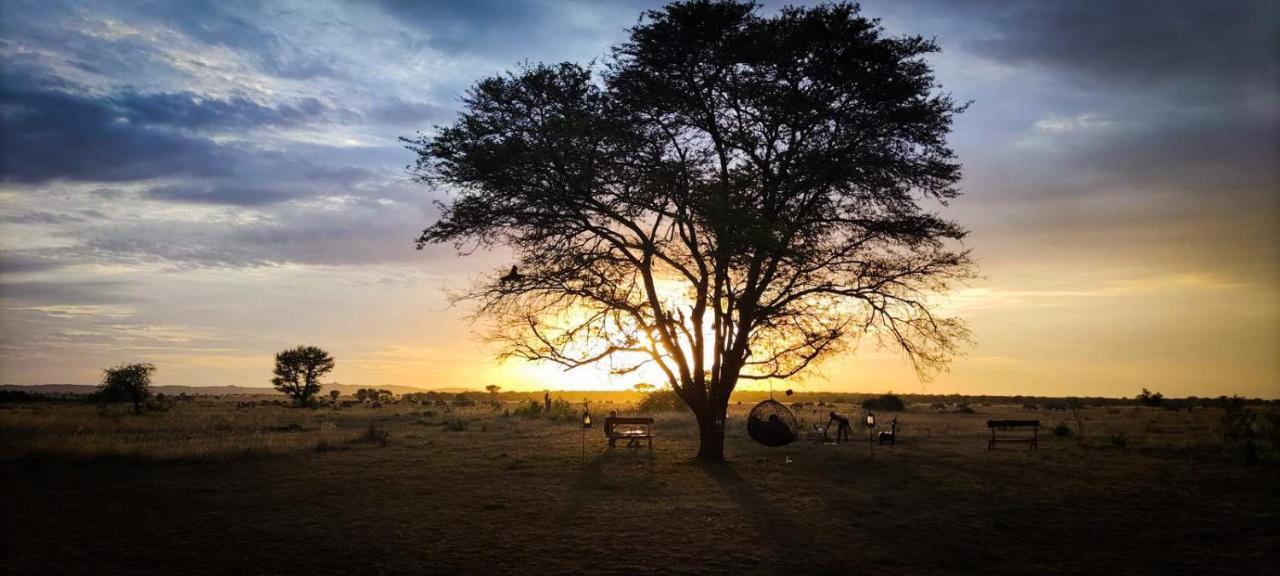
747,399,799,447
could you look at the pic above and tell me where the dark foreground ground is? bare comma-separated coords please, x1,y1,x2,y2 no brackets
2,401,1277,575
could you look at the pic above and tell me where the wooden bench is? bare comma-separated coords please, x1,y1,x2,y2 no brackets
604,416,654,448
987,419,1039,450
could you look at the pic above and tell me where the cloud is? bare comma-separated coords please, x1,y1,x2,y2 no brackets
116,91,340,130
0,80,235,183
364,97,452,126
1032,113,1110,134
963,0,1279,96
144,183,305,206
0,279,136,305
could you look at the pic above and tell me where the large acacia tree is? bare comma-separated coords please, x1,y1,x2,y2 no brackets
406,1,974,461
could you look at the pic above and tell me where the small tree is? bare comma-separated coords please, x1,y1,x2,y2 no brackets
633,383,656,393
862,393,906,412
485,384,501,398
329,390,341,403
99,363,156,415
1067,397,1085,445
271,346,334,406
1137,388,1164,407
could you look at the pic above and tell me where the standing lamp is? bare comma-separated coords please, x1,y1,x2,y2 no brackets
581,410,592,463
865,412,876,460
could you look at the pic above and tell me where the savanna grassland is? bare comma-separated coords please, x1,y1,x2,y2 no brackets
2,395,1277,575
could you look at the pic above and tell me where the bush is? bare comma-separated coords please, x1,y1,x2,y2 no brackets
0,390,37,403
147,393,174,412
637,389,681,413
1109,432,1130,449
1219,395,1256,442
442,418,469,432
861,394,906,412
355,425,390,446
1053,422,1072,437
1137,388,1164,407
513,400,542,418
546,398,577,422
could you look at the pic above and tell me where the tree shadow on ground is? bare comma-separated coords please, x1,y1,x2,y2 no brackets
698,462,814,559
562,447,655,518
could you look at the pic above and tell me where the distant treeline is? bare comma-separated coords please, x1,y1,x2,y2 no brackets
3,386,1276,407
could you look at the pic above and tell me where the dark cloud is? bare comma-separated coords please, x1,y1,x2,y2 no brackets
0,211,86,225
0,80,233,183
0,253,68,274
0,67,353,192
0,279,135,304
963,0,1278,96
117,92,337,130
143,183,300,206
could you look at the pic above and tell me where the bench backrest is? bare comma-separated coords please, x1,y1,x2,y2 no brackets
605,416,653,434
987,419,1040,428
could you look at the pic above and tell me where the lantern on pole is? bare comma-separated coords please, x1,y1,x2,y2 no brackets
865,412,876,460
581,409,592,463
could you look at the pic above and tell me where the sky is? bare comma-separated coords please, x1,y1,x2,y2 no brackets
1,0,1277,398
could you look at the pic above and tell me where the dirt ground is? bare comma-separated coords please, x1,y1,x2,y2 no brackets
2,399,1277,575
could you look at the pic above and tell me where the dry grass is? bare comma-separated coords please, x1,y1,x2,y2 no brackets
1,398,1277,575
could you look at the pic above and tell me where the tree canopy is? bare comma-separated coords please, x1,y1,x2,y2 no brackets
98,362,156,415
272,346,334,406
405,1,973,460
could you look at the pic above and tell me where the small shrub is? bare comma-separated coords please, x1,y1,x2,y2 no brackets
513,400,543,418
146,393,174,412
1219,395,1256,442
442,419,468,432
314,439,346,452
355,425,390,446
861,394,906,412
1053,422,1072,437
546,398,577,422
1109,431,1130,449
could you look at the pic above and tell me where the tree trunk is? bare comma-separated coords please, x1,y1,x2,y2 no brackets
694,403,728,462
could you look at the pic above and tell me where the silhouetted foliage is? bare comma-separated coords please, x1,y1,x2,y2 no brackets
355,425,390,446
513,399,543,417
1137,388,1164,407
637,389,682,413
98,363,156,415
406,1,972,460
271,346,334,406
1219,395,1256,442
0,390,37,403
1067,397,1085,443
862,393,906,412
